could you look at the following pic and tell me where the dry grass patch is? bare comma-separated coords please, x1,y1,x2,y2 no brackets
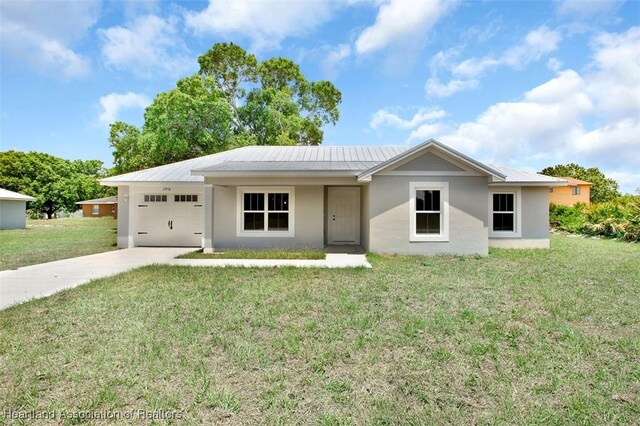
178,248,325,260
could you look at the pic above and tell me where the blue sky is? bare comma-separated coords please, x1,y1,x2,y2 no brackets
1,0,639,193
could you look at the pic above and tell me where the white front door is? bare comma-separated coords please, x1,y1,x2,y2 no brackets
327,187,360,245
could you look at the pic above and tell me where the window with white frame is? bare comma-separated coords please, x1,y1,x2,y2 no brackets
237,187,294,237
409,182,449,242
489,189,521,238
92,204,99,215
492,193,515,231
572,186,581,195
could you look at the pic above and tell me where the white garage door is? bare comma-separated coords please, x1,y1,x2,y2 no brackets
136,193,203,247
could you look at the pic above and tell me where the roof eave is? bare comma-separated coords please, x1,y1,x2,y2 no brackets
100,179,203,187
489,181,569,187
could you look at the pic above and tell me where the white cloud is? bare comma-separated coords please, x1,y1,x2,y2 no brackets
185,0,335,50
438,27,640,192
556,0,623,17
355,0,456,55
99,92,151,125
370,107,446,130
453,26,562,77
427,25,562,97
0,0,98,78
407,122,449,143
39,40,91,78
99,15,193,78
321,44,352,79
425,77,478,97
547,57,563,71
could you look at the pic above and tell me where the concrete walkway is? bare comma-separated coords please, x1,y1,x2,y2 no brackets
0,248,194,310
0,248,371,311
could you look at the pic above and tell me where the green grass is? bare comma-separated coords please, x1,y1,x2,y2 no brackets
178,248,326,260
1,235,639,424
0,217,117,271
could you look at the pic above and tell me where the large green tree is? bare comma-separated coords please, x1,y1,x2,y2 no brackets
0,151,110,218
540,163,621,203
110,43,341,174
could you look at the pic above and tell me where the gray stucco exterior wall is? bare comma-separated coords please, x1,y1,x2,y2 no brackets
212,185,324,249
0,200,28,230
521,187,550,239
117,185,130,248
368,175,489,255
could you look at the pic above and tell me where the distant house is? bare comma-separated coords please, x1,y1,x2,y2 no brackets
0,188,36,230
548,177,591,206
76,196,118,218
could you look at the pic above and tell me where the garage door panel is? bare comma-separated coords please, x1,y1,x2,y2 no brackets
136,194,203,247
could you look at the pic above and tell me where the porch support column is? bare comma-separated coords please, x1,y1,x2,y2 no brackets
203,184,215,253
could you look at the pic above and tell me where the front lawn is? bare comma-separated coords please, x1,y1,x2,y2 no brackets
0,217,117,271
0,235,638,424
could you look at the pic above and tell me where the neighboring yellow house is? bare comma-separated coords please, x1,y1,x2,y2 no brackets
549,177,591,205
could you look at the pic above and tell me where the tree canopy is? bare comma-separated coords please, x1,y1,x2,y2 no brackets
540,163,621,203
0,151,111,218
110,43,342,174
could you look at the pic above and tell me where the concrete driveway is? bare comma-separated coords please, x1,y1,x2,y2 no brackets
0,248,194,311
0,247,371,311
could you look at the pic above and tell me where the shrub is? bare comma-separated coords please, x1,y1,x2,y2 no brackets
549,196,640,242
549,203,587,233
583,196,640,242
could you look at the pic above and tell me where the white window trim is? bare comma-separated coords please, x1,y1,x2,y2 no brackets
236,186,295,238
409,182,449,242
488,188,522,238
92,204,100,215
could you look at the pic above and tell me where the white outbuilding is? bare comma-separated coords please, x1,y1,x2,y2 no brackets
0,188,36,230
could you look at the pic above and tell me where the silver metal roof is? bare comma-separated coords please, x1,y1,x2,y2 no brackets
196,161,383,173
102,146,410,184
0,188,36,201
101,144,566,186
489,164,568,184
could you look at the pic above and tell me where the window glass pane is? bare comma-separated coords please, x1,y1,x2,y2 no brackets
268,193,289,211
144,195,149,202
416,190,440,211
244,212,264,230
493,194,514,212
416,213,440,234
493,213,514,231
268,213,289,231
162,195,167,202
193,195,198,202
93,205,99,214
244,193,264,211
174,195,179,202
